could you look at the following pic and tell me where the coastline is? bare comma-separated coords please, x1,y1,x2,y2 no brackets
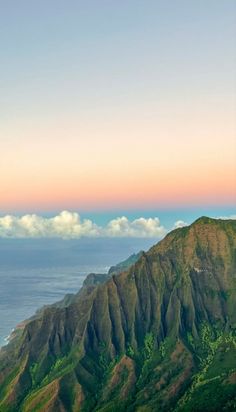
0,321,27,349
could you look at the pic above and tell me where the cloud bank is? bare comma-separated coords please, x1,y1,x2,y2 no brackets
218,215,236,220
1,211,235,239
106,216,166,238
0,211,168,239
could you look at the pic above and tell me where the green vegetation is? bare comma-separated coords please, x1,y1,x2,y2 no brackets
143,333,155,360
0,217,236,411
175,326,236,411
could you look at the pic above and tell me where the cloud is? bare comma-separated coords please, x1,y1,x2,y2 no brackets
172,220,188,229
0,211,100,239
105,216,167,238
0,211,169,239
217,215,236,220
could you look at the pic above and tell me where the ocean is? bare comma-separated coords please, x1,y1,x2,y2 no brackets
0,237,155,346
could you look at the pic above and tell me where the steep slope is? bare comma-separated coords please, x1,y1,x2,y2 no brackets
108,251,143,275
0,217,236,412
4,251,142,348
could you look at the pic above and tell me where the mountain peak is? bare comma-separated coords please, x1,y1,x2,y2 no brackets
192,215,217,224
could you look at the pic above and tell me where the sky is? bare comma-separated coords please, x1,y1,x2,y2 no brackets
0,1,235,221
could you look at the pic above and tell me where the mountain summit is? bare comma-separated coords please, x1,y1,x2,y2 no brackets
0,217,236,411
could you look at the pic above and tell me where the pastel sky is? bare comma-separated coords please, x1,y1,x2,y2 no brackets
0,1,235,213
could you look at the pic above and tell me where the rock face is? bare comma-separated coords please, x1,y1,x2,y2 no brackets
0,217,236,411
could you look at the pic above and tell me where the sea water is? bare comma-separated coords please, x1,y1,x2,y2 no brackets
0,237,155,346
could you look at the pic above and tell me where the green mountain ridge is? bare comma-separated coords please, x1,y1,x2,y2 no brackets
5,251,143,338
0,217,236,411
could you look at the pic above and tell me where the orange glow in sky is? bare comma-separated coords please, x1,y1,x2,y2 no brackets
0,2,235,212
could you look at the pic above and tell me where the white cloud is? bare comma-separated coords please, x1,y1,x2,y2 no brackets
173,220,188,229
0,211,169,239
0,211,195,239
217,215,236,220
0,211,100,239
105,216,167,238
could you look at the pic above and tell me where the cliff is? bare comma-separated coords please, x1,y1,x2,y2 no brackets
0,217,236,411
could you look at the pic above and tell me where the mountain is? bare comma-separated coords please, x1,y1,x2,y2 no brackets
82,251,143,289
9,251,143,336
0,217,236,411
108,251,143,275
